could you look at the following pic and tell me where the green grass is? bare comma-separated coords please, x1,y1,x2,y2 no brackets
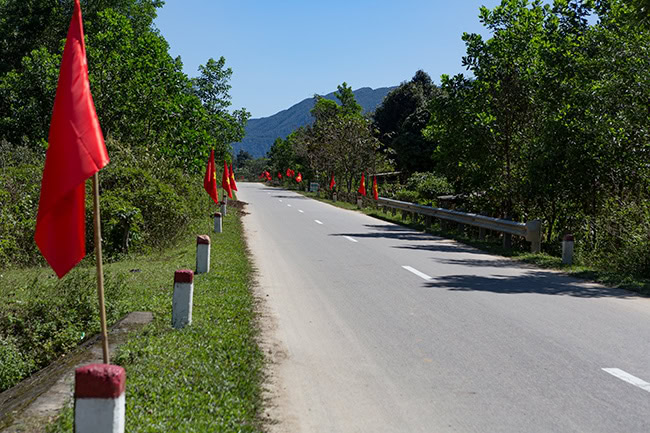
298,190,650,296
1,204,263,431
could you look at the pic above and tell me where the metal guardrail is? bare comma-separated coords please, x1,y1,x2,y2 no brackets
369,197,542,253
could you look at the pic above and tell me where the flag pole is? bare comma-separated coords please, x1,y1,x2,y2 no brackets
92,172,110,364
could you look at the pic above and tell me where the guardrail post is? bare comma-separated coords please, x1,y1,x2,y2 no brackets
562,234,574,265
525,219,542,253
479,227,487,239
425,215,432,228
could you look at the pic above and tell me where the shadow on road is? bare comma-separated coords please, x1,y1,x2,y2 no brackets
425,271,635,298
272,195,309,199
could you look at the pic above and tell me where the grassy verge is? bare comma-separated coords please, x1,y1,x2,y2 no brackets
1,203,264,431
297,190,650,296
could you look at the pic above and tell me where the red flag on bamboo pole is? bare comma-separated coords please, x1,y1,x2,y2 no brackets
229,163,238,192
329,173,336,190
203,150,219,205
357,173,366,196
222,160,233,198
372,175,379,200
34,0,109,279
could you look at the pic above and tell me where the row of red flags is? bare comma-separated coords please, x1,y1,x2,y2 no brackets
262,170,378,200
357,172,379,201
203,150,238,205
33,0,378,279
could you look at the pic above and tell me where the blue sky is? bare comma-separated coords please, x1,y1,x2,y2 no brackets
155,1,502,118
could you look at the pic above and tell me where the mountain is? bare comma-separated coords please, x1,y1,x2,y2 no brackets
233,86,396,158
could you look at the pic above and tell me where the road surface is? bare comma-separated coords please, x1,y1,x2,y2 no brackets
238,182,650,433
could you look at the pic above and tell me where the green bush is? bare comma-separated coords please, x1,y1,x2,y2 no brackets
0,269,128,391
405,171,454,202
0,336,33,391
577,198,650,277
0,165,43,266
0,146,211,266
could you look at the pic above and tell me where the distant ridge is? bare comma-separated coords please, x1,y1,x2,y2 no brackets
233,86,396,158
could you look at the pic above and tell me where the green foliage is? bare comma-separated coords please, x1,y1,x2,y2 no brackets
0,336,33,391
0,0,246,174
422,0,649,278
373,70,437,176
0,269,128,391
0,142,213,267
405,172,454,203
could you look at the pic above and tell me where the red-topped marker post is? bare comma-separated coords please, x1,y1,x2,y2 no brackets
75,364,126,432
172,270,194,329
196,235,210,274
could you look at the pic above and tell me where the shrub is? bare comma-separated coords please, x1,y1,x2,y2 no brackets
0,269,128,391
405,171,454,202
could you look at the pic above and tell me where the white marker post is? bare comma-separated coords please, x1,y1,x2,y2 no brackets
172,269,194,329
220,199,227,216
562,234,574,265
213,212,222,233
74,364,125,433
196,235,210,274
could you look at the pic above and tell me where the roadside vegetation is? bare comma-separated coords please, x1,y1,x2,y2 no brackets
257,0,650,285
0,2,264,429
44,206,264,431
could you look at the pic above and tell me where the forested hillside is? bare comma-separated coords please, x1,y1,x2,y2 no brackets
233,86,395,158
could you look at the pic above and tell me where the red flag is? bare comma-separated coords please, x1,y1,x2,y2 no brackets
265,171,272,181
286,168,293,178
329,173,336,190
229,163,238,191
34,0,109,278
372,175,379,200
278,172,282,179
358,173,366,196
203,150,219,205
295,172,302,183
222,160,233,199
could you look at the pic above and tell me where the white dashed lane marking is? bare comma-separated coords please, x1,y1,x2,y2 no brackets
402,266,432,281
602,368,650,393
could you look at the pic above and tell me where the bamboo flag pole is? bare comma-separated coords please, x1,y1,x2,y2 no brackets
92,172,110,364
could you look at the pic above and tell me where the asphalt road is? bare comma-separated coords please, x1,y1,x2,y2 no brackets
238,182,650,433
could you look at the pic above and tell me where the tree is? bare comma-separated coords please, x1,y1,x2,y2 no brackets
373,70,437,176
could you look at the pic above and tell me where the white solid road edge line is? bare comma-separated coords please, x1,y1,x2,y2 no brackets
602,368,650,393
314,220,324,225
343,236,358,243
402,266,432,281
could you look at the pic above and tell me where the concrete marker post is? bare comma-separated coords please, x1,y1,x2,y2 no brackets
220,200,227,217
172,269,194,329
74,364,125,433
357,197,363,209
562,234,574,265
213,212,222,233
196,235,210,274
332,192,337,202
